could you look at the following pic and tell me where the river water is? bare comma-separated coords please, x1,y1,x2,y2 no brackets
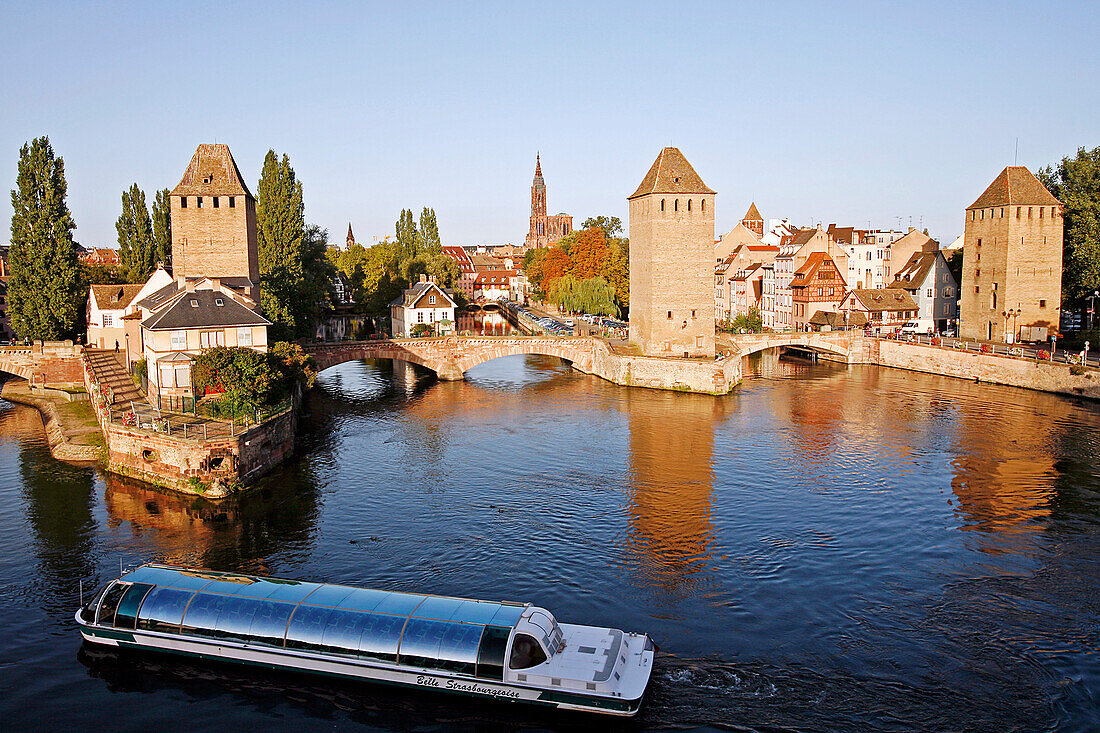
1,353,1098,731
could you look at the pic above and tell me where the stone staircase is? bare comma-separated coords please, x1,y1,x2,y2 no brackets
84,349,144,406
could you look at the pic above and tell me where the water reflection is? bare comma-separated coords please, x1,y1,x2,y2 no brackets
623,389,723,600
19,434,98,604
103,471,322,574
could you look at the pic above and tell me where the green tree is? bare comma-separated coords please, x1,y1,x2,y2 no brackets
548,274,618,316
945,248,964,287
417,207,440,251
395,208,417,255
729,306,764,333
601,237,629,312
581,215,623,238
256,149,305,340
1039,146,1100,304
152,187,171,269
297,224,337,333
8,136,82,340
116,183,156,282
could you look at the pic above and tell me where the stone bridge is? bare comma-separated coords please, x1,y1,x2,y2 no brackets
0,342,85,385
305,336,599,381
722,332,875,362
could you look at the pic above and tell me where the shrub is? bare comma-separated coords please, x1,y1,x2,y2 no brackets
980,344,992,354
1037,349,1050,360
1070,365,1086,376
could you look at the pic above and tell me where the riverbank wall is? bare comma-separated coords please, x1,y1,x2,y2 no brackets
872,340,1100,400
579,339,739,394
81,355,296,498
1,380,104,463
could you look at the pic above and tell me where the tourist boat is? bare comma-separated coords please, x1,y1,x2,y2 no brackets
75,563,656,716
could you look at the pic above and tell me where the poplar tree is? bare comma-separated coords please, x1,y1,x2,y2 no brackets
8,136,82,340
395,209,417,255
417,207,440,251
116,183,156,282
152,188,172,269
256,149,305,339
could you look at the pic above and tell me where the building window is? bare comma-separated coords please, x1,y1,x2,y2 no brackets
674,199,679,212
429,295,436,305
1028,207,1033,219
170,330,186,349
975,286,980,294
991,292,997,309
417,311,424,323
213,196,219,208
1016,207,1021,219
976,268,980,277
701,199,706,211
687,199,692,212
197,196,203,208
667,310,672,319
103,314,114,327
1039,299,1046,308
1039,206,1044,218
200,330,225,348
180,196,187,209
660,199,665,212
927,288,933,298
237,327,252,346
229,196,235,208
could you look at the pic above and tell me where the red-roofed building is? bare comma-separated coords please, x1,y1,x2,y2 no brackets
790,253,847,331
442,246,477,300
474,270,521,302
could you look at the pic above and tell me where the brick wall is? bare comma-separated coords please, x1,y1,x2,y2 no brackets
172,193,259,296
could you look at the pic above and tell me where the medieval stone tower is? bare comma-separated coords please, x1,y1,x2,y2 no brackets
628,147,716,358
959,166,1062,341
169,144,260,301
525,154,573,249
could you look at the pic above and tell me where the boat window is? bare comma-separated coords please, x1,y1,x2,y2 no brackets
356,612,405,663
488,604,525,627
336,588,390,613
399,618,449,669
508,633,547,670
414,596,466,621
435,622,484,673
319,608,373,656
97,582,129,626
475,625,510,680
302,584,355,608
245,600,296,647
181,593,229,638
263,581,323,603
286,604,334,652
214,596,265,642
454,600,505,625
114,583,155,630
136,587,194,634
372,592,425,616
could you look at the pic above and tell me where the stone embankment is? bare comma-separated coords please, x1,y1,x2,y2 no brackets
1,380,104,462
82,350,296,498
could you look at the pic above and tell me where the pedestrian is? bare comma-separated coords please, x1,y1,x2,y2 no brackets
114,340,119,353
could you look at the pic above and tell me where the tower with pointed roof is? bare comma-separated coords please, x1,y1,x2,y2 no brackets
741,202,764,238
525,155,572,249
959,166,1062,341
346,223,356,249
627,147,716,357
169,144,260,301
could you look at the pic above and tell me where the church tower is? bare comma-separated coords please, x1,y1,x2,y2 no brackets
628,147,716,358
741,202,764,238
526,155,549,249
346,223,356,249
170,144,259,300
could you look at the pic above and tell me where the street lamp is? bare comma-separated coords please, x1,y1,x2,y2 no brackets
1090,291,1099,331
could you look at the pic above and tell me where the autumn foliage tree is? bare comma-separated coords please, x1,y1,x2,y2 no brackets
522,216,629,314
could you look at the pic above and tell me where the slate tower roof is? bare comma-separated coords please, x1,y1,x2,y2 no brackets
170,144,253,198
629,147,715,199
968,166,1060,209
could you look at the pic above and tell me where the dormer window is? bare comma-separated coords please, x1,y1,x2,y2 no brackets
190,300,198,308
215,298,224,307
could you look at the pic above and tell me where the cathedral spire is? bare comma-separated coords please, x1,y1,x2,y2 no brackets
534,152,543,181
346,223,355,248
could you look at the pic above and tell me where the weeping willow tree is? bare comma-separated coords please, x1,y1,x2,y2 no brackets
548,274,619,316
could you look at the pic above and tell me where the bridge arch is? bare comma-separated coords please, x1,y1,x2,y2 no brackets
728,334,856,361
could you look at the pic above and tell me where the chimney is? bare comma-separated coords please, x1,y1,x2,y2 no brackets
419,274,427,283
428,275,437,284
185,278,197,292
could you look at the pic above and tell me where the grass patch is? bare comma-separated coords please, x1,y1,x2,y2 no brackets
56,400,101,429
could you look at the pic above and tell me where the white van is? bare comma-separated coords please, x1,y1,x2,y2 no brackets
900,318,934,335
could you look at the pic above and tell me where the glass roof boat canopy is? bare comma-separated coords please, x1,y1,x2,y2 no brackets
90,563,531,676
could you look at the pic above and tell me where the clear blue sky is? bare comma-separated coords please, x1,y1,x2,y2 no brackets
2,1,1097,248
